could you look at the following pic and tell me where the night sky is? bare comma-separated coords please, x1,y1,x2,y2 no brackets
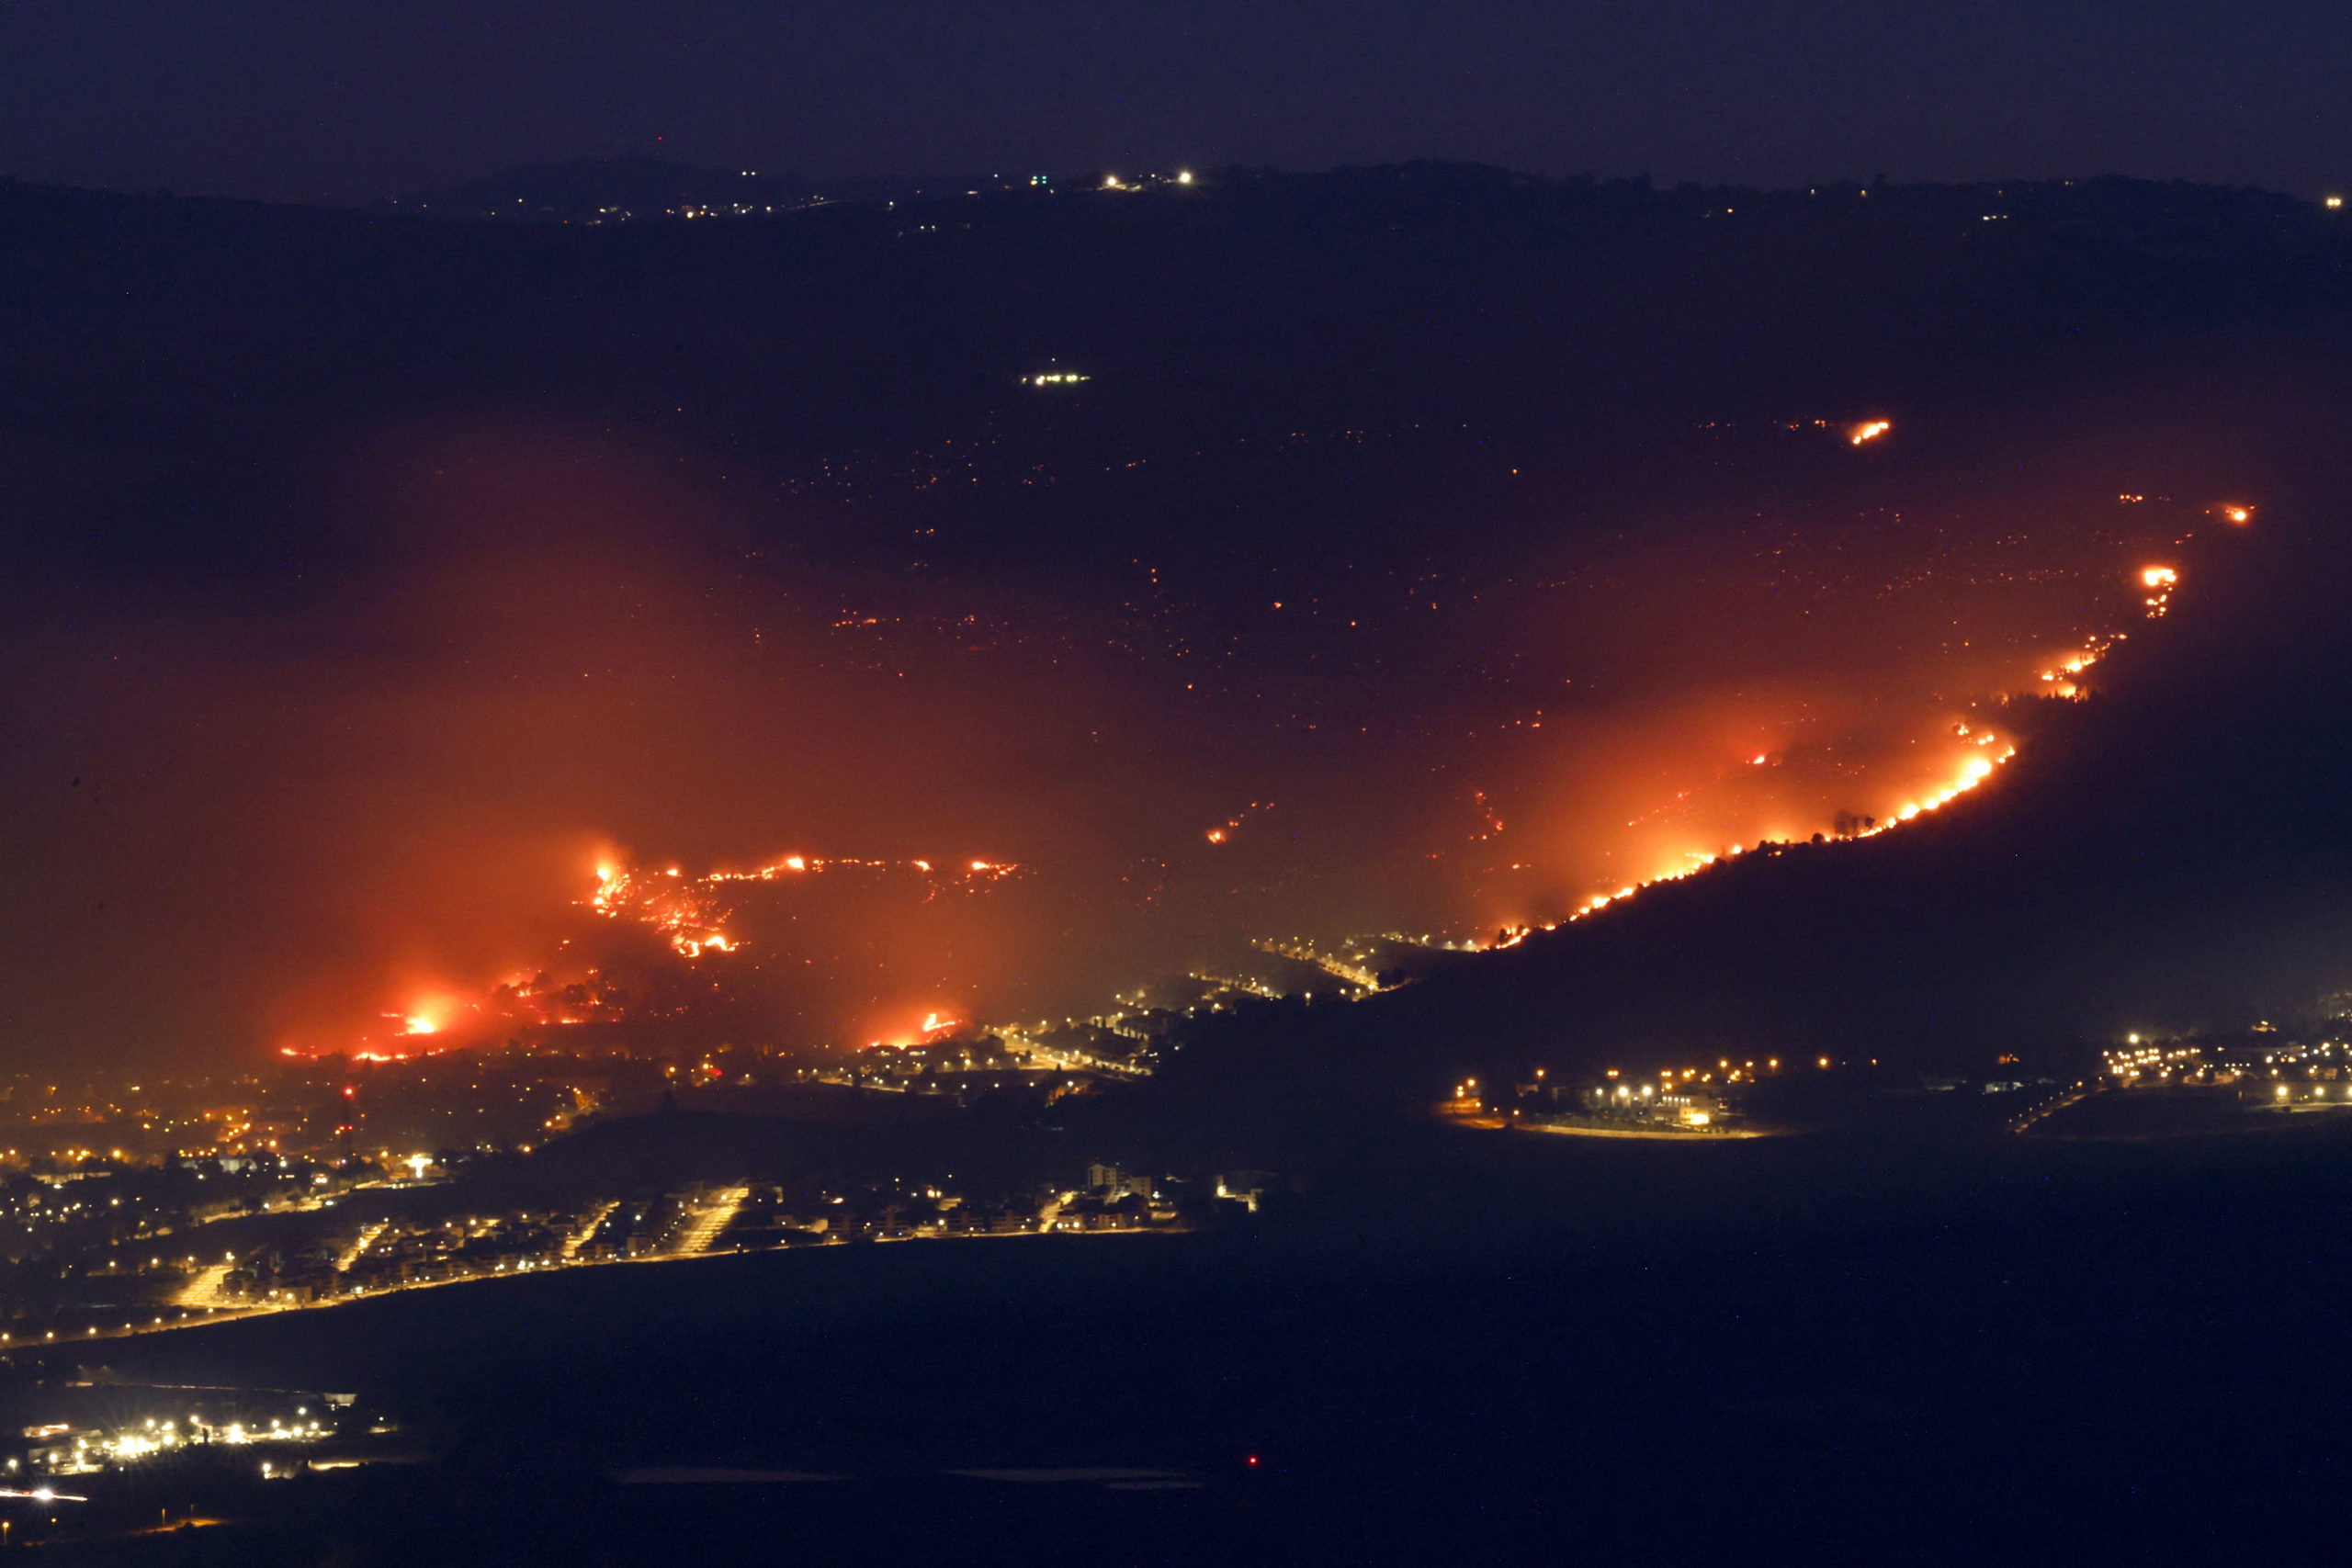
0,0,2346,204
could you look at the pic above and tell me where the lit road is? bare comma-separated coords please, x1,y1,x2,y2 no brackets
2,1191,1191,1355
561,1201,619,1259
175,1262,238,1310
2010,1083,2092,1134
334,1220,390,1272
672,1187,749,1255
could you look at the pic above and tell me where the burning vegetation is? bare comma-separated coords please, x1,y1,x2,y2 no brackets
0,168,2315,1083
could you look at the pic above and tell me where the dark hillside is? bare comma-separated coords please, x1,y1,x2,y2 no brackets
5,167,2348,584
1139,473,2352,1119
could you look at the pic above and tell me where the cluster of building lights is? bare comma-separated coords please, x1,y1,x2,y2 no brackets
25,1412,328,1479
2103,1032,2200,1081
1597,1056,1804,1097
2101,1032,2352,1105
1101,171,1194,190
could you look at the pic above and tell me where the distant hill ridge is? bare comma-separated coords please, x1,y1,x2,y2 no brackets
380,157,1026,222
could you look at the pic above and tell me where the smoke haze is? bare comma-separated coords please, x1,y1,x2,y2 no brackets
1,172,2341,1070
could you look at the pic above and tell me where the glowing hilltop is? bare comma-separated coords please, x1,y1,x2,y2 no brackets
1490,555,2205,948
588,852,1023,959
298,531,2243,1065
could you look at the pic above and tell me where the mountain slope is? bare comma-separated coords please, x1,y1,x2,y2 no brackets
1143,480,2352,1118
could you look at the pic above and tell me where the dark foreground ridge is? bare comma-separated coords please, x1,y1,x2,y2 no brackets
11,1111,2352,1564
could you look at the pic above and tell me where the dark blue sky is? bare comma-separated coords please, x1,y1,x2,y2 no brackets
1,0,2345,204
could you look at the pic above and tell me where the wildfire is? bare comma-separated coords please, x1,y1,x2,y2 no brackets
1846,420,1892,446
583,849,1019,957
2036,632,2118,700
279,996,469,1064
300,844,1032,1065
1861,746,2011,831
1487,546,2219,953
701,850,1021,889
378,1002,457,1038
585,862,731,956
294,492,2243,1072
866,1010,964,1047
1491,598,2147,949
1522,729,2022,937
